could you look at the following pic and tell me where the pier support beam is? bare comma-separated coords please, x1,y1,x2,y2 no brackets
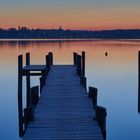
26,53,31,107
80,76,87,90
46,54,50,71
24,106,35,130
82,51,85,77
48,52,53,65
138,51,140,112
96,106,107,140
77,55,82,76
46,52,53,71
73,52,77,65
89,86,98,109
18,55,24,137
31,86,39,106
40,76,46,93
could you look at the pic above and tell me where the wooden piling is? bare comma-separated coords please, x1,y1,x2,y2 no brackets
77,55,82,76
82,51,85,77
26,53,31,107
30,86,39,106
26,52,30,65
138,51,140,112
80,52,86,90
46,54,50,71
80,76,87,90
18,55,24,137
40,76,44,93
24,106,35,130
73,52,77,65
89,86,98,109
96,106,107,140
48,52,53,65
75,53,78,67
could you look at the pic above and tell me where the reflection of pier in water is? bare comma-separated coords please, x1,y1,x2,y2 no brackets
18,52,107,140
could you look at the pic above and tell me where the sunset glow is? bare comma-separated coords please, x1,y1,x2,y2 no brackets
0,0,140,30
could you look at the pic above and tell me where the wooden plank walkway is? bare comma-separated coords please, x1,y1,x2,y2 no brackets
23,65,103,140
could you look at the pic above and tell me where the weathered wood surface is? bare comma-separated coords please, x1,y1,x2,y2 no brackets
23,65,103,140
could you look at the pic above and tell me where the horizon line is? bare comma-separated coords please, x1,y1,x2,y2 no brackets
0,26,140,31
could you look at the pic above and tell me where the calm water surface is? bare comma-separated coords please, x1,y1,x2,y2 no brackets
0,39,140,140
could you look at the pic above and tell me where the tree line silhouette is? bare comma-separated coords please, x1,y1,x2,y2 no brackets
0,27,140,39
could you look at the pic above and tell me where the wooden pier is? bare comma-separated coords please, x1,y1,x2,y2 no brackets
18,52,107,140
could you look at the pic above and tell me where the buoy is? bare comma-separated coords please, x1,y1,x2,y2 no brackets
105,52,108,56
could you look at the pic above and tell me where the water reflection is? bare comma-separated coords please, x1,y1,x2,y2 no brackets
0,39,140,140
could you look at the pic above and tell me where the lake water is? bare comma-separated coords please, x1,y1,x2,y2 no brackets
0,39,140,140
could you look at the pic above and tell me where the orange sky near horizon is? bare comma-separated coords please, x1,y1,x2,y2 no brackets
0,1,140,30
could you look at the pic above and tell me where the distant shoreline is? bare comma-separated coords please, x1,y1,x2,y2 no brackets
0,28,140,39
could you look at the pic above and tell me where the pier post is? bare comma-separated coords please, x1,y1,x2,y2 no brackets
30,86,39,106
46,54,50,71
18,55,24,137
80,51,86,89
24,106,35,130
73,52,77,65
40,76,46,93
82,51,85,77
77,55,81,76
75,53,78,67
80,76,87,90
49,52,53,65
89,87,98,109
138,51,140,112
26,53,31,107
96,106,107,140
26,52,30,66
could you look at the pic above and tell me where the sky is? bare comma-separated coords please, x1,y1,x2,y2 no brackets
0,0,140,30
